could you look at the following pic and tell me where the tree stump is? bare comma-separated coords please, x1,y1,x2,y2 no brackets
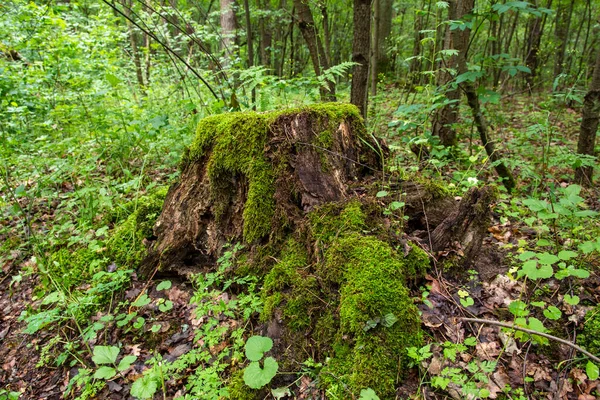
141,104,379,277
139,104,497,398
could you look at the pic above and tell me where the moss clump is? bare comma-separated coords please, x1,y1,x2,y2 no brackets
47,247,103,290
257,200,427,398
226,370,260,400
579,306,600,355
322,233,423,397
260,238,318,331
106,188,167,267
185,103,367,244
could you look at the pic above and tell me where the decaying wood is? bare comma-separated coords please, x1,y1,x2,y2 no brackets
141,108,378,277
430,186,495,264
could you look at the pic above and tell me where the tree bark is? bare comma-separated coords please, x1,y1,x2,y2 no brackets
258,0,272,69
220,0,237,66
553,0,575,81
350,0,371,118
376,0,393,73
370,0,380,97
574,49,600,186
524,1,544,92
432,0,468,147
293,0,335,101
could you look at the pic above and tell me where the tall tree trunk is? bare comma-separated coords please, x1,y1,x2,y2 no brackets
293,0,335,101
524,1,543,92
350,0,371,118
574,49,600,186
432,0,467,147
375,0,393,74
243,0,256,107
409,4,425,84
553,0,575,81
320,2,331,67
370,0,380,97
456,0,516,191
123,0,146,92
220,0,236,66
258,0,272,69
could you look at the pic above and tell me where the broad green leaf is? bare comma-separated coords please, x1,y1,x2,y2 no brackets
586,361,599,381
537,253,559,265
570,268,590,279
131,375,158,399
527,317,546,333
158,300,173,312
150,324,161,333
93,366,116,380
156,281,172,291
520,260,553,280
508,301,529,317
564,294,580,305
117,355,137,372
245,336,273,361
132,293,151,307
557,251,578,261
543,306,562,320
359,388,381,400
518,251,537,261
243,357,279,389
376,191,388,198
92,345,120,365
389,201,405,211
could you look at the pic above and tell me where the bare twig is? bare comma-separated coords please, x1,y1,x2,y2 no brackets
460,317,600,364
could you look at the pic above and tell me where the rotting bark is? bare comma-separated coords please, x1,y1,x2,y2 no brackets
431,186,495,266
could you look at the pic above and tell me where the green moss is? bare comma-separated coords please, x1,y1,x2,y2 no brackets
186,103,366,243
105,188,167,267
254,199,427,398
226,370,260,400
579,306,600,355
47,247,103,290
310,200,366,244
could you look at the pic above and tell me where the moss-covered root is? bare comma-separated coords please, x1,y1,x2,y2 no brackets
323,234,424,397
105,187,167,267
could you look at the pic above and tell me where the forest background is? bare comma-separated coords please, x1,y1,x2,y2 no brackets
1,0,600,399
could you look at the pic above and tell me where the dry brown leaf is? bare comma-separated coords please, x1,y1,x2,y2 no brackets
476,341,500,360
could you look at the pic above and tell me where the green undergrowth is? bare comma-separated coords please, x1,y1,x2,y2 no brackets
183,103,366,243
254,199,428,398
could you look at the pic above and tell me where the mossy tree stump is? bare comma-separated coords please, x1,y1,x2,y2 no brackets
142,104,379,276
141,104,495,398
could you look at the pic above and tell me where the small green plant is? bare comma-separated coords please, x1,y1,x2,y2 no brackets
91,345,137,380
242,336,279,389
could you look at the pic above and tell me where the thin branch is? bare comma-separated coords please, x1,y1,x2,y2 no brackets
102,0,221,101
461,317,600,364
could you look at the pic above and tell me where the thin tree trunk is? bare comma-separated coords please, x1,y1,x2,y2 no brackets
409,2,425,84
220,0,236,66
243,0,256,108
553,0,575,81
370,0,380,97
377,0,393,73
320,2,331,67
293,0,335,101
124,0,146,92
575,49,600,186
350,0,371,117
432,0,466,147
457,0,516,191
524,1,543,92
258,0,272,69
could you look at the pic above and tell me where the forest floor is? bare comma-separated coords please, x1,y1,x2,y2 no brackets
1,91,600,400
